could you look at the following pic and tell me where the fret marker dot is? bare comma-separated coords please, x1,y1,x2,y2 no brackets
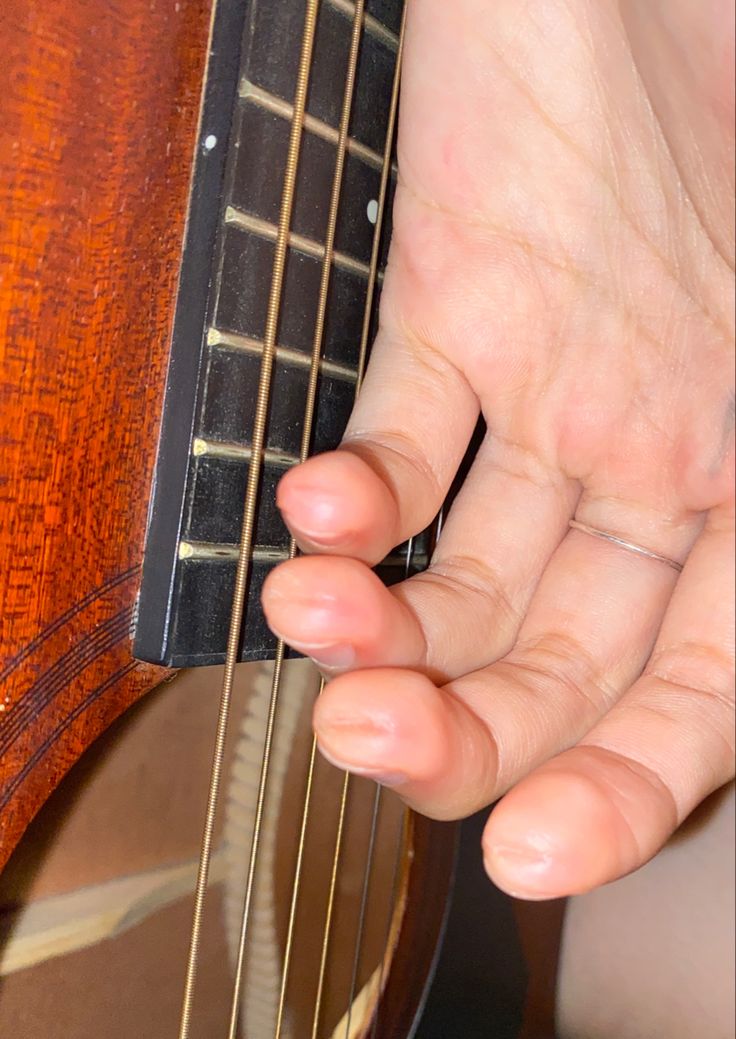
203,134,218,152
367,199,378,225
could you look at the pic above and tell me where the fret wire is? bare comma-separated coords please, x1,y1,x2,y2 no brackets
208,327,359,384
326,0,398,50
178,541,290,563
224,207,377,281
192,437,301,466
311,9,407,1037
177,5,320,1039
240,79,386,173
274,3,367,1033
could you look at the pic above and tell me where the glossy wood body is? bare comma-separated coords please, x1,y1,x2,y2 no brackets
0,0,212,866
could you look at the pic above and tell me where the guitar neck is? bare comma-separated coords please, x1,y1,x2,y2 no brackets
134,0,418,668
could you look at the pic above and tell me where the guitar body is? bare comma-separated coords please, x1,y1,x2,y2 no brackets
0,0,207,868
0,1,456,1035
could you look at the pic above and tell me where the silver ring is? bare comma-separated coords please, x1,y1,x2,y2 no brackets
569,520,684,573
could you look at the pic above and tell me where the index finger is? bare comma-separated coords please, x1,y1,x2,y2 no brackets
277,267,478,564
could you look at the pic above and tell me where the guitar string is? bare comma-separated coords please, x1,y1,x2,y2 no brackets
309,11,407,1036
273,2,366,1035
367,544,449,1039
342,788,382,1039
224,5,322,1037
232,0,403,1029
368,518,447,1039
177,4,320,1037
369,811,410,1039
342,537,413,1039
311,769,350,1039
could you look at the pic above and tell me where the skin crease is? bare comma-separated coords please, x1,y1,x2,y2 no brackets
262,0,735,899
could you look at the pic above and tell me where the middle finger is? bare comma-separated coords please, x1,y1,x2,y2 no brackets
263,433,576,679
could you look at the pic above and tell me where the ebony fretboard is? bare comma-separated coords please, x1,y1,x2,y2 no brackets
134,0,418,667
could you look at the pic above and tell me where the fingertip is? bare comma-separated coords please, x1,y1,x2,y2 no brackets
262,556,426,670
261,554,378,622
276,451,398,561
482,765,643,900
313,668,449,782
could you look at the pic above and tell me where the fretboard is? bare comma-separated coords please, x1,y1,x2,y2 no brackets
134,0,421,668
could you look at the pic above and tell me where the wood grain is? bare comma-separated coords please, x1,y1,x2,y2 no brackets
0,0,212,867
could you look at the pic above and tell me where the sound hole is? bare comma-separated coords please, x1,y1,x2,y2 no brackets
0,663,406,1038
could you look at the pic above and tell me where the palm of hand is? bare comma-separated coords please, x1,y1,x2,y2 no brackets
263,0,735,898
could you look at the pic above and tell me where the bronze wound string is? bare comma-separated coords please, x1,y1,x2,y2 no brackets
224,4,322,1036
273,3,367,1035
177,4,321,1038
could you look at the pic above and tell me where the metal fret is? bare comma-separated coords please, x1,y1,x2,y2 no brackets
240,80,384,171
178,542,289,563
191,437,300,467
207,327,358,383
224,206,373,280
326,0,398,49
179,537,426,574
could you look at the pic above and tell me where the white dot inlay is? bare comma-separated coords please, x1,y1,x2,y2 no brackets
366,199,378,225
203,134,218,152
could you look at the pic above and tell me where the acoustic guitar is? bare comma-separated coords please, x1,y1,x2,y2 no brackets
0,0,459,1035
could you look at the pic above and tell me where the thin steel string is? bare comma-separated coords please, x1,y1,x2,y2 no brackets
273,3,366,1035
342,788,382,1039
310,10,408,1037
177,5,320,1038
355,4,407,393
368,521,446,1037
274,713,320,1036
310,769,350,1039
342,536,413,1039
369,811,409,1039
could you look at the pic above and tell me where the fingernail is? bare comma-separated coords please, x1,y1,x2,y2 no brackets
484,844,561,899
317,741,407,787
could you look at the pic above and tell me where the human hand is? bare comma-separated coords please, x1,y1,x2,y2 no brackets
262,0,735,899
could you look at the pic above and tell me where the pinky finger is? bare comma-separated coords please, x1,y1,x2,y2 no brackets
484,504,735,899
